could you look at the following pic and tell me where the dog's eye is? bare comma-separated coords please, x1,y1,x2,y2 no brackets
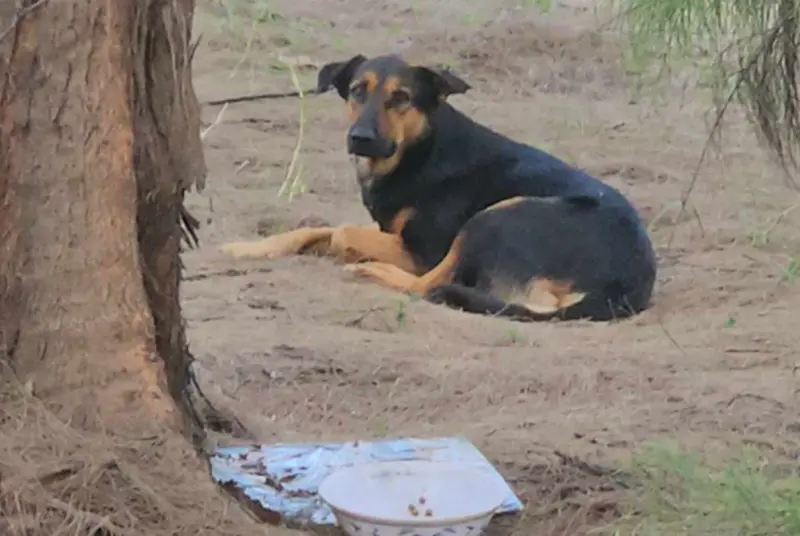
389,90,411,108
349,83,367,102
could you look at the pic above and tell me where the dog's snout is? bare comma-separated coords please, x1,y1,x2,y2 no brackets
347,124,394,159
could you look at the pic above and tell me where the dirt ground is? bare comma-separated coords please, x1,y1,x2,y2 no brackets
185,0,800,533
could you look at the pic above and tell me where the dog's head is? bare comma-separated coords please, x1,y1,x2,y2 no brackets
317,54,471,181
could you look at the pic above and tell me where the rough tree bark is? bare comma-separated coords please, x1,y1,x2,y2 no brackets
0,0,201,435
0,1,267,533
0,0,244,474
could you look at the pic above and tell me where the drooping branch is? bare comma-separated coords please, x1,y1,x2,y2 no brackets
612,0,800,178
736,1,800,172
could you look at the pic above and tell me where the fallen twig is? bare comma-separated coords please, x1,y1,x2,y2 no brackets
553,450,631,489
204,87,325,106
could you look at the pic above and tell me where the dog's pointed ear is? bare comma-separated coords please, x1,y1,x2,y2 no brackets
316,55,368,100
412,65,471,101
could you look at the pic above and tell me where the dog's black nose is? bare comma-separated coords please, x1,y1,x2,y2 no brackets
348,125,375,145
347,125,394,159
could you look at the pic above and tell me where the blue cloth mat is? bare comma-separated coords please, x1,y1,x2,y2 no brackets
210,436,524,527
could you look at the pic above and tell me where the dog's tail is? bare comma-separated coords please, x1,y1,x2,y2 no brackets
425,283,642,322
425,284,559,322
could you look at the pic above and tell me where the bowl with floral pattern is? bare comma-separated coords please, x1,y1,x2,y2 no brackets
317,460,509,536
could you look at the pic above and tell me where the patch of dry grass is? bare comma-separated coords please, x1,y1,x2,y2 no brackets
0,379,265,536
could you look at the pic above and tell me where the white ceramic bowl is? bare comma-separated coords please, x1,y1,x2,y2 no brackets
317,460,509,536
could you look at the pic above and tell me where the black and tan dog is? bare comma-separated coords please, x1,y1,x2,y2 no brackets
220,54,657,321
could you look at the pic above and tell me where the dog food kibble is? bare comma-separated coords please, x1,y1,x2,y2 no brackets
424,509,433,517
407,504,419,516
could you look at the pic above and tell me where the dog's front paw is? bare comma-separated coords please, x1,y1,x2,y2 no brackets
344,262,417,292
219,240,280,260
219,242,249,259
344,262,390,278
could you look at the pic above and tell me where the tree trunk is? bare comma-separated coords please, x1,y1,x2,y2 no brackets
0,1,257,534
1,0,181,432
